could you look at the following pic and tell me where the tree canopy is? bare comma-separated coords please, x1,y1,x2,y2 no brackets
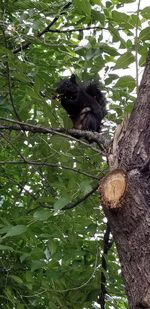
0,0,149,308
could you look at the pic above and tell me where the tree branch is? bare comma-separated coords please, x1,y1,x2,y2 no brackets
46,26,112,33
98,223,113,309
0,160,99,180
0,118,109,153
1,26,21,121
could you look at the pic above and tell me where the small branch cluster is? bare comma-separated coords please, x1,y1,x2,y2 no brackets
13,2,72,54
0,117,108,211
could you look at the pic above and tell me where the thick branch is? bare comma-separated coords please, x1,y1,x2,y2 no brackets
0,118,108,152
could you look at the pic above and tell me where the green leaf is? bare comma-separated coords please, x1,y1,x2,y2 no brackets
33,209,51,221
48,240,57,255
0,244,14,251
112,10,129,25
48,302,58,309
54,197,70,210
139,27,150,41
10,275,24,284
80,180,92,195
73,0,91,18
5,288,14,302
17,304,25,309
139,55,146,67
99,43,119,56
115,76,136,91
20,252,31,263
91,0,101,4
141,7,150,19
0,226,12,234
115,52,134,69
109,25,121,43
105,74,119,85
31,260,43,271
4,225,27,237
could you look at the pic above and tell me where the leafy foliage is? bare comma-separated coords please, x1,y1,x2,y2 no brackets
0,0,149,308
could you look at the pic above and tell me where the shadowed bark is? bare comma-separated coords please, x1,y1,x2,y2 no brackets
100,50,150,309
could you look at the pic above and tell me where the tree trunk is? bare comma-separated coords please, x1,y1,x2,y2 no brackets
100,50,150,309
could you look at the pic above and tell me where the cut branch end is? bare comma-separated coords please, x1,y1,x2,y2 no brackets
99,169,127,209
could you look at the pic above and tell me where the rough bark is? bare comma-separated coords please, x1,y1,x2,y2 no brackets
101,50,150,309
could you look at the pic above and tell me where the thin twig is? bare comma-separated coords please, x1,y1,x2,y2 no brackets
0,160,99,180
47,26,113,33
98,222,113,309
1,26,21,121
